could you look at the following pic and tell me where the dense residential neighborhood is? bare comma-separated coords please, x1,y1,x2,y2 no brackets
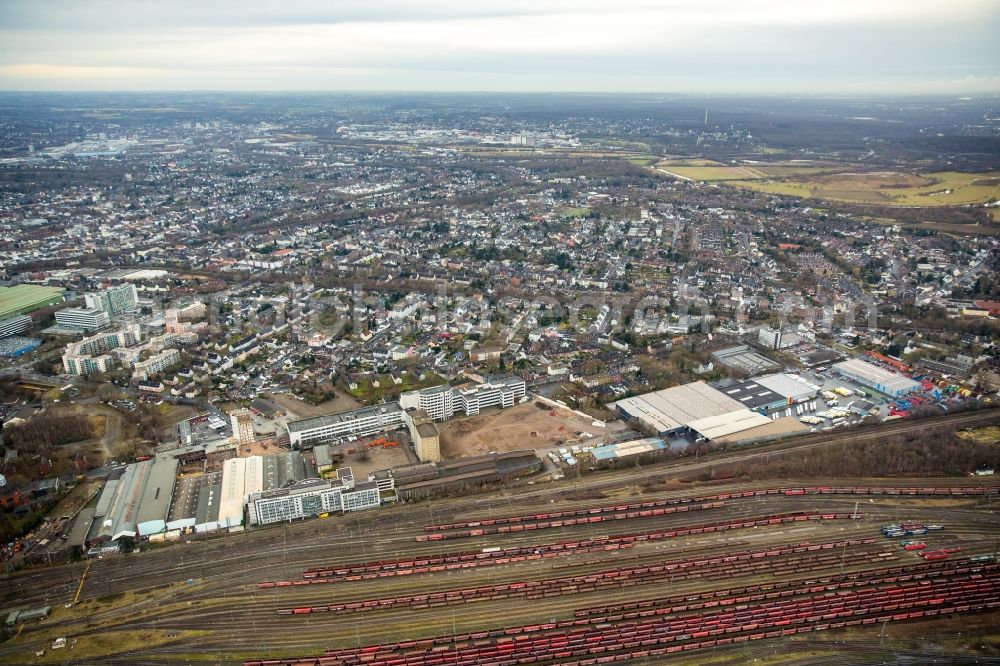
3,0,1000,660
0,91,997,665
2,96,999,562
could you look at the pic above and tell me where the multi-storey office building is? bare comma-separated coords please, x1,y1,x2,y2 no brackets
285,402,406,449
248,472,380,526
0,315,31,339
400,375,526,421
54,306,111,332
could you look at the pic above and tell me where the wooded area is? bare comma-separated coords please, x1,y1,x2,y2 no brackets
714,426,999,480
6,415,95,453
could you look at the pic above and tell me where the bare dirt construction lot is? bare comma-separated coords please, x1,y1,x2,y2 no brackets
438,401,599,458
239,439,280,457
331,435,416,478
268,392,363,419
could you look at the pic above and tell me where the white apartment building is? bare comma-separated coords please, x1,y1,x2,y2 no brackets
84,283,138,317
399,376,526,421
62,323,142,375
63,354,115,375
400,384,456,421
455,377,526,415
758,326,783,350
132,348,181,380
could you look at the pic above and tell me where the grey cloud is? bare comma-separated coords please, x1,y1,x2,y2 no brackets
0,1,997,93
0,1,603,30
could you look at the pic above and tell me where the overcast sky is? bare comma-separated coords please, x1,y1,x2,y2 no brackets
1,0,998,93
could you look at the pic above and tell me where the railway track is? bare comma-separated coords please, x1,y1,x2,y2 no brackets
241,561,1000,666
4,410,997,603
2,412,999,665
55,506,1000,661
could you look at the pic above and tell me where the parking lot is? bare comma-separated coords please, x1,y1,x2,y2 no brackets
251,414,280,438
811,369,892,422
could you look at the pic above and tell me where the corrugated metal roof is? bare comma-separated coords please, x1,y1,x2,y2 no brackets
714,416,810,444
93,479,119,517
755,373,821,401
263,451,304,490
688,409,773,440
96,459,153,540
612,382,745,433
612,396,680,432
244,455,264,498
218,457,247,527
136,456,179,528
834,359,920,393
591,437,666,461
65,507,96,548
195,474,222,527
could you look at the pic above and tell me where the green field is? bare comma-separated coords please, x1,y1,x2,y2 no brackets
561,207,592,218
652,160,1000,208
655,158,725,167
657,165,764,181
347,371,447,402
737,171,1000,206
751,164,843,178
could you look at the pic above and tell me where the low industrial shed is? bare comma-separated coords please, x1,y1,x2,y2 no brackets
833,359,920,397
137,457,179,536
591,438,667,462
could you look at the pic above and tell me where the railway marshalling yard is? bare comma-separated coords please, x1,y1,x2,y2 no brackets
3,413,1000,665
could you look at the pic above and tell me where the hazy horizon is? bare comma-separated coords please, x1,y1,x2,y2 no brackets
1,0,999,94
